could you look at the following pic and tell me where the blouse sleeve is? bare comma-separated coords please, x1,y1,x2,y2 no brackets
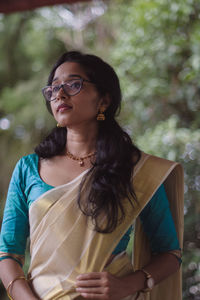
139,184,180,254
113,184,180,257
0,158,29,266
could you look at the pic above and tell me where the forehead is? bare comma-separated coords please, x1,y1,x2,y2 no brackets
53,62,87,82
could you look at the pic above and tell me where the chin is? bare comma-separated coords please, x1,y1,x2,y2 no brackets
57,116,97,129
57,118,72,128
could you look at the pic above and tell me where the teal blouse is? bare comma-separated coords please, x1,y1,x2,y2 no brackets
0,154,180,265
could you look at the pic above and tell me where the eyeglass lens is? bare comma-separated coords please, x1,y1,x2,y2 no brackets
43,79,83,101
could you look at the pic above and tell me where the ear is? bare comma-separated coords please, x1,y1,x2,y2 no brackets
98,93,111,110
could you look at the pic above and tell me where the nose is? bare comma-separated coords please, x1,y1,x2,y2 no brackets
56,85,69,101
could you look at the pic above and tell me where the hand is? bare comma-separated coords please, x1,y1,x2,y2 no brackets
75,271,129,300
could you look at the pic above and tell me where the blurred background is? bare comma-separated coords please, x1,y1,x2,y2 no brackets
0,0,200,299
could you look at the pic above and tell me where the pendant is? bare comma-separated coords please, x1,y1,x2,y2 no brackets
79,159,84,167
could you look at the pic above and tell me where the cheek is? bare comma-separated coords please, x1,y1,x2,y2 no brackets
84,101,100,116
88,95,101,111
74,93,100,114
81,104,98,116
50,103,57,118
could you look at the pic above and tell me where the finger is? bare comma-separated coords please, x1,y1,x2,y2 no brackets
76,287,103,293
77,272,102,280
80,293,105,299
76,279,101,287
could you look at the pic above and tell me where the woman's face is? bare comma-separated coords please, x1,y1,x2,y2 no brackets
50,62,105,128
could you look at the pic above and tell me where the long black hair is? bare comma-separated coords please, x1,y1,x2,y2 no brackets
35,51,141,233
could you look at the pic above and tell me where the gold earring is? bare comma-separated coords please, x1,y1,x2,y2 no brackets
57,123,61,128
97,107,105,121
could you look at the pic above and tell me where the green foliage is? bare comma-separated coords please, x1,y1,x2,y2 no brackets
108,0,200,134
106,1,200,298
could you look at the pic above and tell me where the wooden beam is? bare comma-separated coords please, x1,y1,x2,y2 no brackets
0,0,91,14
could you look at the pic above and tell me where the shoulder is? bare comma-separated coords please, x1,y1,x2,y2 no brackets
16,153,38,170
135,151,182,178
11,153,39,182
140,152,179,166
133,152,183,207
19,153,38,165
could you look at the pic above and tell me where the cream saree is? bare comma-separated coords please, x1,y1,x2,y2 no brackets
27,153,184,300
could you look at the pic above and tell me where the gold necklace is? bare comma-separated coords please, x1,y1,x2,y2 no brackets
66,150,97,167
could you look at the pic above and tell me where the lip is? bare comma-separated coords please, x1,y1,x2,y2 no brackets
57,103,72,112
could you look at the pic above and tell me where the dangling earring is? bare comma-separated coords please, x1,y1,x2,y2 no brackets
57,123,62,128
97,107,105,121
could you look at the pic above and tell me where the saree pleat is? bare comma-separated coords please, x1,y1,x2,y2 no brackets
27,153,184,300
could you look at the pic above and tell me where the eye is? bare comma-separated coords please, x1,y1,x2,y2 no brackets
44,87,52,99
67,80,81,91
52,85,60,93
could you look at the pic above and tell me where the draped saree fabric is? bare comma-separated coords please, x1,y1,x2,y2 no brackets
133,154,184,300
27,153,184,300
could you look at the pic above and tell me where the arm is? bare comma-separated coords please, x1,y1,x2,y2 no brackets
118,251,180,296
0,158,39,300
75,252,179,299
139,184,181,258
0,259,38,300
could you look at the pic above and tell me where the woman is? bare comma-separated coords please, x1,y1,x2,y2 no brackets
0,51,184,300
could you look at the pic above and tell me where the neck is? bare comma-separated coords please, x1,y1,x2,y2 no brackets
66,122,98,156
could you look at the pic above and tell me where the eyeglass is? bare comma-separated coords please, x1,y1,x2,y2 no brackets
42,78,94,102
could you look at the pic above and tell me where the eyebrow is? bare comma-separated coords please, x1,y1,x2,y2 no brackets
52,74,82,83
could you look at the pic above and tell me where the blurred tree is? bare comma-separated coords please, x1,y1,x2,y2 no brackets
105,1,200,299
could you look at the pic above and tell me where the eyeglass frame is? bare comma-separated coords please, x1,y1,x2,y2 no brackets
42,77,94,102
